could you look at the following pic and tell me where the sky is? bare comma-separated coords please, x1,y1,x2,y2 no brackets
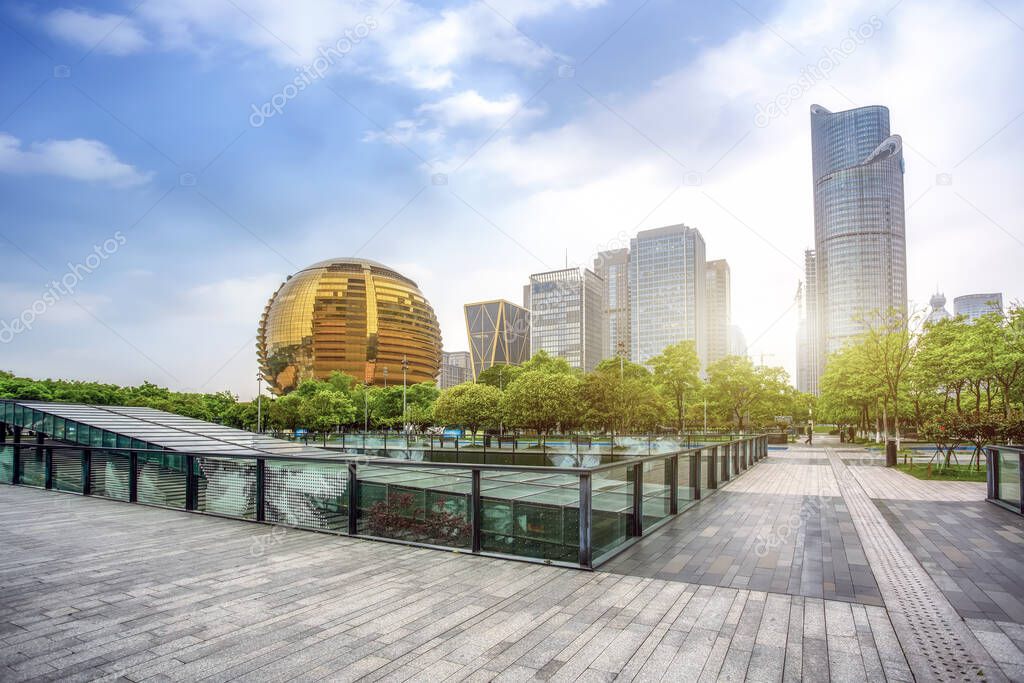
0,0,1022,400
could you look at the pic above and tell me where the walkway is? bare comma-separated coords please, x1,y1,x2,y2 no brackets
1,438,1023,681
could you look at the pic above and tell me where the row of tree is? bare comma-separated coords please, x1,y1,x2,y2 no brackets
2,342,813,437
817,305,1024,446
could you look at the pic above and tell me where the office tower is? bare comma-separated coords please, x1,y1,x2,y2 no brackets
810,104,908,374
926,292,952,325
438,351,471,388
797,250,821,394
464,299,531,379
523,284,531,310
528,267,605,371
705,259,731,366
953,293,1003,321
629,224,707,367
593,248,631,359
729,325,747,358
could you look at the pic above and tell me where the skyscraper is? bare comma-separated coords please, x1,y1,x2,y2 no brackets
809,104,908,384
629,224,707,367
464,299,531,379
528,267,605,371
797,250,821,395
593,248,630,359
705,259,731,366
438,351,471,388
953,293,1003,321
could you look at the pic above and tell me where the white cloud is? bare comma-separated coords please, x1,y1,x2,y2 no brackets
0,133,152,187
43,8,149,56
418,90,542,127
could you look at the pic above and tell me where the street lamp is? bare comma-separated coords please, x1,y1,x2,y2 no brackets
363,384,369,432
383,366,388,388
256,372,263,434
401,355,409,432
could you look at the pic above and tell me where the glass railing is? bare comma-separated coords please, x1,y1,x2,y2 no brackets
0,430,768,568
986,446,1023,514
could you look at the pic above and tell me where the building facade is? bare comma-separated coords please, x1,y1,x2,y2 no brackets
926,292,952,325
629,224,707,367
463,300,531,379
705,259,731,366
808,104,908,389
528,268,605,372
953,293,1003,321
593,248,631,359
438,351,471,388
796,250,821,394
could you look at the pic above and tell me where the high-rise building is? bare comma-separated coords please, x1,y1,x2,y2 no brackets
809,104,907,384
705,259,731,366
463,299,531,379
729,325,747,358
926,292,952,325
528,267,605,371
953,293,1003,321
629,224,707,367
593,248,631,359
797,250,821,394
438,351,471,388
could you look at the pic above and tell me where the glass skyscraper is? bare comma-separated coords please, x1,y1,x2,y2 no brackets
463,299,531,379
806,104,908,387
953,293,1003,321
528,268,605,372
629,224,707,367
593,248,631,359
705,259,731,366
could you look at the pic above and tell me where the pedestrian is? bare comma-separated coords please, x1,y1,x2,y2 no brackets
804,424,813,445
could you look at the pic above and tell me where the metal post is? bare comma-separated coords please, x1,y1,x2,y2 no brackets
81,449,91,496
1019,453,1024,516
669,455,678,515
347,462,358,535
0,422,6,445
35,431,45,487
129,451,138,502
631,463,643,537
255,458,266,522
984,447,996,502
708,445,717,489
720,443,729,483
11,427,20,485
44,447,53,490
471,469,482,553
256,373,263,433
185,455,197,510
691,449,701,501
579,472,592,568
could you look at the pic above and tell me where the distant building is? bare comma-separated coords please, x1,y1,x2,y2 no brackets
797,250,821,394
528,267,605,372
464,299,531,379
438,351,471,388
728,325,747,358
954,293,1003,321
925,292,952,325
705,259,731,366
629,224,707,367
522,284,531,310
593,248,631,359
809,104,907,386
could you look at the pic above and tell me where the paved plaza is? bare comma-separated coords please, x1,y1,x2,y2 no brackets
2,439,1024,681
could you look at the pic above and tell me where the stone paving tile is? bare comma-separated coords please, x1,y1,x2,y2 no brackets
0,484,909,681
876,498,1024,624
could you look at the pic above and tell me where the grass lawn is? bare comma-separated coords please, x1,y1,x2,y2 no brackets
896,462,988,482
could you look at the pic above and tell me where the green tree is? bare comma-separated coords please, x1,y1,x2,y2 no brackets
433,382,502,434
299,388,356,444
500,370,582,433
581,358,664,433
267,392,302,432
648,341,701,433
476,364,524,389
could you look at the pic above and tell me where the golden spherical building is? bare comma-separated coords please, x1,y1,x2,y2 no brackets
257,258,442,394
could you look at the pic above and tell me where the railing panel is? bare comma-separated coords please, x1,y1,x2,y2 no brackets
91,450,131,501
136,452,187,508
677,453,697,509
0,445,13,484
264,459,349,532
18,446,45,488
591,464,633,561
52,448,83,493
479,469,580,563
358,464,473,550
642,458,672,527
998,450,1021,507
195,456,257,519
701,448,716,490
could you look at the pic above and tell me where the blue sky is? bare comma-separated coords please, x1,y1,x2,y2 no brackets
1,0,1022,398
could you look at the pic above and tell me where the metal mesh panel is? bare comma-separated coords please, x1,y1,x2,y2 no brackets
264,460,348,532
52,449,83,493
0,445,12,484
136,452,186,508
195,457,256,519
91,450,130,501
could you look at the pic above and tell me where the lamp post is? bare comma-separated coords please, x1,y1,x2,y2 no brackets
383,366,388,388
256,372,263,434
363,384,369,432
402,355,408,432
